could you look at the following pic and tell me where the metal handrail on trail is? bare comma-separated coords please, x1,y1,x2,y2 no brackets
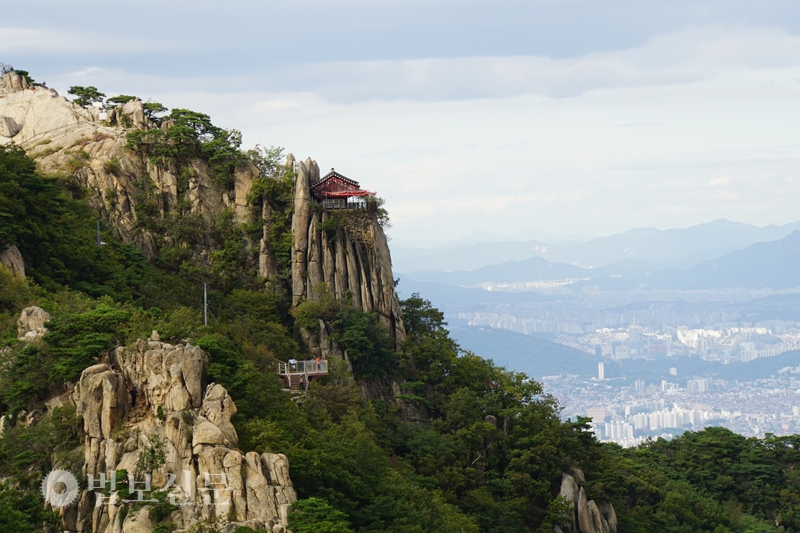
277,359,329,375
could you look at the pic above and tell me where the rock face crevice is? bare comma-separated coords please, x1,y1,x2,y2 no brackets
0,245,25,278
0,89,256,261
290,157,406,347
68,338,296,533
556,468,617,533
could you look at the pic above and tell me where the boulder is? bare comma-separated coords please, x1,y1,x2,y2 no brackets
199,383,238,448
568,466,586,484
192,419,228,447
121,506,153,533
72,365,129,439
0,72,30,93
588,500,609,533
120,99,146,128
0,116,20,137
559,473,580,530
596,500,618,532
577,487,595,533
17,306,50,341
0,245,24,277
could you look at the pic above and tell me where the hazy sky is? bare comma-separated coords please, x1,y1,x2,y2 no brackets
4,1,800,242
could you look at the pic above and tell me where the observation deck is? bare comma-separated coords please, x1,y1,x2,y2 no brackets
278,359,328,390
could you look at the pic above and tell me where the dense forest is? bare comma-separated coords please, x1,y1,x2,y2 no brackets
1,140,799,533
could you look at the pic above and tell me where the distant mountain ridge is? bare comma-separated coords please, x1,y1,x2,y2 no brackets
393,218,800,273
641,230,800,290
403,230,800,291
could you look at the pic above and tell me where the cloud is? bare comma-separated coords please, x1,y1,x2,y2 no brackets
709,176,732,185
51,26,800,105
275,25,800,102
0,27,180,55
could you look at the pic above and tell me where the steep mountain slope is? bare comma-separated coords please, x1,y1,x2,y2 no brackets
573,230,800,291
643,230,800,289
3,70,799,533
451,326,600,379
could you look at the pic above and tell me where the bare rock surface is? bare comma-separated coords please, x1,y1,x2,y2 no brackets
291,158,406,347
68,339,296,532
596,500,618,532
17,306,50,341
0,245,24,277
0,115,20,137
559,468,618,533
3,84,407,356
559,473,580,530
0,71,31,94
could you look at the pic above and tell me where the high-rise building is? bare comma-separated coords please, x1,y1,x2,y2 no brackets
587,408,607,423
687,378,709,393
598,362,605,381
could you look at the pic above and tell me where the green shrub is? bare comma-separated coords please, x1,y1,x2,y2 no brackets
106,95,137,108
104,157,121,175
0,146,151,298
46,304,129,381
67,86,105,108
289,497,353,533
136,433,166,476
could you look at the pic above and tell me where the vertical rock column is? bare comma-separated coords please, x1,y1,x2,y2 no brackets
291,159,312,305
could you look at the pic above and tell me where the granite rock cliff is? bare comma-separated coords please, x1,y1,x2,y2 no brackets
1,77,405,348
63,335,296,533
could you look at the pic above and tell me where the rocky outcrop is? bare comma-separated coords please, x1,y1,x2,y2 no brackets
0,87,257,259
67,338,296,533
290,157,406,347
3,79,407,351
0,245,24,277
0,115,20,137
17,305,50,341
0,71,31,94
595,500,617,532
557,468,617,533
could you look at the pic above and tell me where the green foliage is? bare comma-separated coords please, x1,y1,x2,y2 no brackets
289,497,354,533
246,159,295,281
2,105,800,533
245,144,285,179
143,102,168,123
68,85,105,108
106,95,137,108
593,428,800,532
125,108,246,188
319,212,346,235
0,264,33,312
540,495,574,532
11,69,36,86
0,406,80,477
0,482,60,532
46,304,129,381
137,433,166,476
104,157,121,174
0,146,151,297
292,287,395,379
366,195,390,229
